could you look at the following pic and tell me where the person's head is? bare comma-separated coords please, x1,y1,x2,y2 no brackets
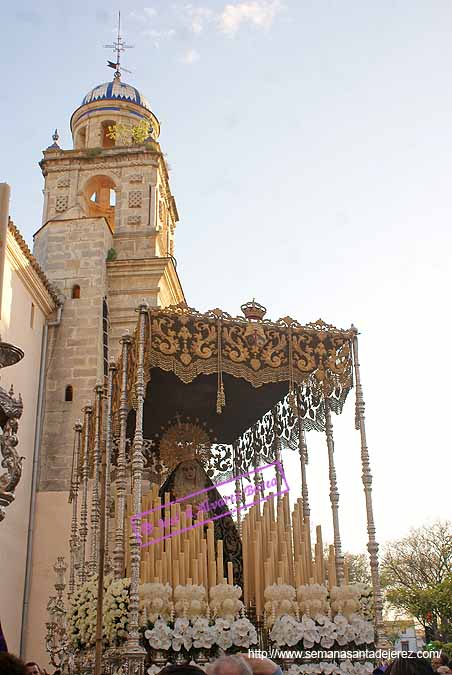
386,657,434,675
158,666,206,675
0,652,27,675
432,655,450,672
25,662,42,675
181,461,197,481
209,656,253,675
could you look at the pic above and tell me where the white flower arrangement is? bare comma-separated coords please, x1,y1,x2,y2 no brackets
139,582,172,624
269,614,304,647
210,584,244,621
68,579,375,657
229,617,258,648
316,615,338,649
268,612,374,649
353,584,374,621
330,586,361,619
174,584,207,619
67,576,99,649
348,613,375,645
264,584,298,625
297,584,329,619
300,615,321,649
103,577,131,646
191,617,217,649
214,618,233,651
143,616,257,653
145,618,173,651
67,575,132,649
67,574,132,649
171,618,194,652
333,613,357,646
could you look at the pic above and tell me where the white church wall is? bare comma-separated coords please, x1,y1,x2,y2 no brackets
0,227,55,656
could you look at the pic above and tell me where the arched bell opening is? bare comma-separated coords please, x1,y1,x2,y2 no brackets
83,174,117,231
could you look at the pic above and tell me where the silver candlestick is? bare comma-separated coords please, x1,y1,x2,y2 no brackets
46,557,70,672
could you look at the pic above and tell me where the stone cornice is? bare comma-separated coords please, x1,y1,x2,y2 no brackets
159,257,185,305
33,215,113,240
41,158,160,175
6,222,58,315
40,144,161,175
106,256,185,305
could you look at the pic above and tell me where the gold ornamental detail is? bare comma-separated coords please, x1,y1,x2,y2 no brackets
114,302,355,417
145,304,353,392
159,420,213,472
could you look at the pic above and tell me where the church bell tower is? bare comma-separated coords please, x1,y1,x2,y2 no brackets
35,71,184,337
26,38,186,665
33,72,185,491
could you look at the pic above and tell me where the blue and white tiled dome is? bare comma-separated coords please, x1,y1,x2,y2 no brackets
81,80,152,112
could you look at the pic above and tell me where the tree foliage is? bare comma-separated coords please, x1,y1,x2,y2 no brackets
425,642,452,660
345,553,372,585
381,521,452,641
107,120,152,145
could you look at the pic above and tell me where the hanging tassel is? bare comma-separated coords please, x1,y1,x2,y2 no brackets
216,382,225,414
288,326,296,412
216,318,226,414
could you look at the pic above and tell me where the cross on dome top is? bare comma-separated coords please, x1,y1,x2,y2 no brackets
103,11,133,81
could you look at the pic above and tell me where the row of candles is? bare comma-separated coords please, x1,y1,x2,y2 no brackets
242,492,349,617
126,486,234,588
126,486,350,611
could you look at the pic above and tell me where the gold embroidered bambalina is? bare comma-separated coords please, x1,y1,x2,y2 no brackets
110,302,355,426
150,305,351,382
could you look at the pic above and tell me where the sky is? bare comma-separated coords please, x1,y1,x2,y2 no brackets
1,0,451,555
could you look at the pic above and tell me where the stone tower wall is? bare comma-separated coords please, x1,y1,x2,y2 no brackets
34,218,112,490
37,144,184,367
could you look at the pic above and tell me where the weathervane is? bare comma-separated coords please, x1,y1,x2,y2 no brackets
104,11,133,80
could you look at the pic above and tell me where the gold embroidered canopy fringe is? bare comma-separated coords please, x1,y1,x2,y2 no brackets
113,303,355,425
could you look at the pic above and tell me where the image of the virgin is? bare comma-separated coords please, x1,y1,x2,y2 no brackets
159,459,243,587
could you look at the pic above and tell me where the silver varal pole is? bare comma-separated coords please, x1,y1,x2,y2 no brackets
68,420,82,595
104,363,116,572
94,365,114,675
232,441,242,536
125,302,148,671
296,391,311,521
272,406,283,493
324,397,344,585
113,333,132,579
351,329,386,642
79,403,93,583
89,384,103,575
